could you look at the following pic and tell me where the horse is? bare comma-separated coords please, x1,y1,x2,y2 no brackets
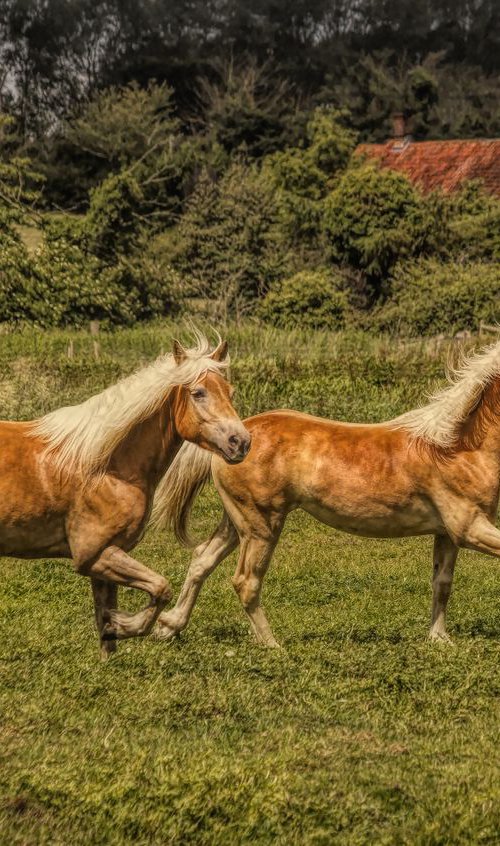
154,339,500,648
0,333,250,658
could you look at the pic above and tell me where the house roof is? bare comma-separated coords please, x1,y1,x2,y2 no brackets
355,139,500,196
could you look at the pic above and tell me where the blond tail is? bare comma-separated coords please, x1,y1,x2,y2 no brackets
151,442,213,546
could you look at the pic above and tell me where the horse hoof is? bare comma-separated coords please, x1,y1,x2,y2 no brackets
429,630,454,646
153,624,178,642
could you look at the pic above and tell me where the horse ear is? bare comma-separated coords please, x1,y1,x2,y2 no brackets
210,340,229,362
172,339,186,365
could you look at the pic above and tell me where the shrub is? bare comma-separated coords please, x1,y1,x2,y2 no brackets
0,230,181,328
322,163,449,289
0,232,41,323
79,171,146,260
447,181,500,261
196,60,301,158
372,258,500,336
259,269,350,330
1,114,44,231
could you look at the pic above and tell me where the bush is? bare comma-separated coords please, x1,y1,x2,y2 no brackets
259,269,350,330
0,230,181,328
447,181,500,261
322,163,448,289
372,258,500,336
0,232,42,323
42,81,181,207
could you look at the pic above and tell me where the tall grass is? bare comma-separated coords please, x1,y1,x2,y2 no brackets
0,321,466,423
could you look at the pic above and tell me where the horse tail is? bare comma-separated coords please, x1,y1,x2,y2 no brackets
151,442,213,546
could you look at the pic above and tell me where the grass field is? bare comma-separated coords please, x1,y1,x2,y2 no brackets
0,323,499,844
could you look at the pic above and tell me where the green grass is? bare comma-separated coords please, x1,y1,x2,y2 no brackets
0,323,499,844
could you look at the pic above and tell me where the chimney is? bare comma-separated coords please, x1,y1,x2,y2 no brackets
392,112,406,140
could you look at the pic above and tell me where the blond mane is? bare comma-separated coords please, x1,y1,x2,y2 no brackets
392,339,500,448
33,330,229,477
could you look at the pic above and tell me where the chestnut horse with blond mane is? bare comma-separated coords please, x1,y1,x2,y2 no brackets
0,334,250,658
155,340,500,647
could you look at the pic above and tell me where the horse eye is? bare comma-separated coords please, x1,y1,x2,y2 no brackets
191,389,206,401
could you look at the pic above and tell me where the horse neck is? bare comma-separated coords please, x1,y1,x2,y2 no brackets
109,393,182,489
459,375,500,453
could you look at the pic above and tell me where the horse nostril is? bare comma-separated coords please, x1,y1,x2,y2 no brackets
228,435,239,449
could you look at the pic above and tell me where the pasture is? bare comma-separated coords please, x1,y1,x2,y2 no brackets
1,324,499,844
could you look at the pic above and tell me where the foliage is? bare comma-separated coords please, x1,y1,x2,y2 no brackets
163,163,289,316
41,81,210,211
0,231,40,323
0,115,43,230
447,181,500,261
265,108,357,248
65,81,180,169
3,0,500,140
195,59,302,158
372,259,500,336
260,269,349,330
77,170,146,259
321,50,500,141
322,162,451,289
0,226,181,328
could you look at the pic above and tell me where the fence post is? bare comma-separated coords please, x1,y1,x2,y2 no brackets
90,320,101,360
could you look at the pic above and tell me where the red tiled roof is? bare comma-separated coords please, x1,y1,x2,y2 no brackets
355,139,500,196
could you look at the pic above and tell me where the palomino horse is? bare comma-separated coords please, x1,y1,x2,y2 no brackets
155,339,500,647
0,334,250,658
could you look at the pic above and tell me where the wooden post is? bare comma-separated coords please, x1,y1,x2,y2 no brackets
67,339,74,359
90,320,100,360
479,321,500,335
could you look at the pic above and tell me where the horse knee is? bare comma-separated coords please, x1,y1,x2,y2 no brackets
232,575,259,610
188,559,212,585
155,576,172,604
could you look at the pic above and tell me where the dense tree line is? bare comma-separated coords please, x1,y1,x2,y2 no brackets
1,2,499,333
1,0,499,141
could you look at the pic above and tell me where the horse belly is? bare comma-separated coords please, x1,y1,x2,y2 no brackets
0,482,69,557
299,463,441,538
0,433,70,558
0,515,69,558
303,495,441,538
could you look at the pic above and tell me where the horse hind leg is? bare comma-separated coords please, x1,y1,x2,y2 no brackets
430,534,458,643
91,578,118,660
232,533,282,648
79,546,172,643
155,514,238,641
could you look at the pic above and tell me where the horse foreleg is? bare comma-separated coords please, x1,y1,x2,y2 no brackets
155,515,238,641
430,534,458,643
232,534,281,648
79,546,172,641
91,578,118,660
463,515,500,558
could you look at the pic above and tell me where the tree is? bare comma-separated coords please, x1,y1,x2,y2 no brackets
163,163,288,318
